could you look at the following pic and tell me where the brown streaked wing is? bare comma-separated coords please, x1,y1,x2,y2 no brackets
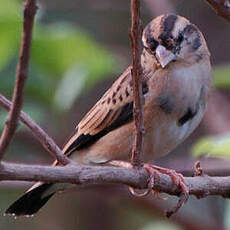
61,66,134,156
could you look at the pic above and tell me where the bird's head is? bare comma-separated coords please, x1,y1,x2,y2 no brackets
142,14,210,68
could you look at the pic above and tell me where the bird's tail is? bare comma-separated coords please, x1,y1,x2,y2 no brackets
5,183,56,216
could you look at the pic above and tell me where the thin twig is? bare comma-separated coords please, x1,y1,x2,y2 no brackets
130,0,144,168
0,0,37,161
205,0,230,22
0,94,71,165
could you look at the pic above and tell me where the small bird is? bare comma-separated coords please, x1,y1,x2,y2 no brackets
5,14,212,216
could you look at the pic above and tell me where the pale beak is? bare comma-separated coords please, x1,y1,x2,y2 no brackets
155,45,176,68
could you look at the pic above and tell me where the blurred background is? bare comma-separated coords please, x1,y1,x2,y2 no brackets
1,0,230,229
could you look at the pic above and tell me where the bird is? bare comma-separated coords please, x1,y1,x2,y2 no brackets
5,14,212,216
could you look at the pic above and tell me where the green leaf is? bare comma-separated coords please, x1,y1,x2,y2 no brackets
213,65,230,88
0,0,21,19
0,0,21,70
0,22,20,69
192,132,230,158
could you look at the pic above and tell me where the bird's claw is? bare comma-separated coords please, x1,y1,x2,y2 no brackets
143,164,189,217
110,160,189,216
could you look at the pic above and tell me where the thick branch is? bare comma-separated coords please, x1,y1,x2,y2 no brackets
205,0,230,22
0,94,71,165
2,94,230,198
0,0,37,160
1,161,230,198
130,0,144,167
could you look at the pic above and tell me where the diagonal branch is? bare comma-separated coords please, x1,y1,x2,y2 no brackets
130,0,144,168
0,94,71,165
205,0,230,22
0,0,37,161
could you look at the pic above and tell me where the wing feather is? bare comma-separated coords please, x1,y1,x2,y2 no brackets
77,66,133,136
61,66,148,157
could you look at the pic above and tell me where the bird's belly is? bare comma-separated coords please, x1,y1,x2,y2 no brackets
72,122,134,164
148,107,204,159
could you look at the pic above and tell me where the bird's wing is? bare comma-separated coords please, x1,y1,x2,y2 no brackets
61,66,148,156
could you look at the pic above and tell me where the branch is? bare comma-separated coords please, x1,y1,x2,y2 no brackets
2,95,230,209
0,94,71,165
1,161,230,199
2,94,230,186
0,0,37,161
130,0,144,167
205,0,230,22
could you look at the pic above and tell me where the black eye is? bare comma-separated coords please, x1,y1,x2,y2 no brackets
146,38,159,52
177,32,184,43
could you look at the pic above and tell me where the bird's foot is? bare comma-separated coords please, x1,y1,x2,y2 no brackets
110,160,189,217
143,164,189,217
145,164,189,196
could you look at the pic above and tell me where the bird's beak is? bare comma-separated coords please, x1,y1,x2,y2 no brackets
155,45,176,68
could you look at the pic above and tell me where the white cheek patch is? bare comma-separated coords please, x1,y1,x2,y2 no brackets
172,19,188,39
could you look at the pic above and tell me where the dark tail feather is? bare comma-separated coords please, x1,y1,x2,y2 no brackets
5,183,55,216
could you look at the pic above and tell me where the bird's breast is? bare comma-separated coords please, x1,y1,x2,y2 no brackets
144,102,205,159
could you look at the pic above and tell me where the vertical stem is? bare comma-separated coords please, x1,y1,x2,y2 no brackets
130,0,144,168
0,0,37,161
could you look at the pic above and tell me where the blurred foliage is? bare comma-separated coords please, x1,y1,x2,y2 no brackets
0,0,116,116
192,132,230,158
213,65,230,88
0,0,21,70
140,221,182,230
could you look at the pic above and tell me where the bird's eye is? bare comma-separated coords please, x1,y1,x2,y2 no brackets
177,32,184,43
146,38,159,52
